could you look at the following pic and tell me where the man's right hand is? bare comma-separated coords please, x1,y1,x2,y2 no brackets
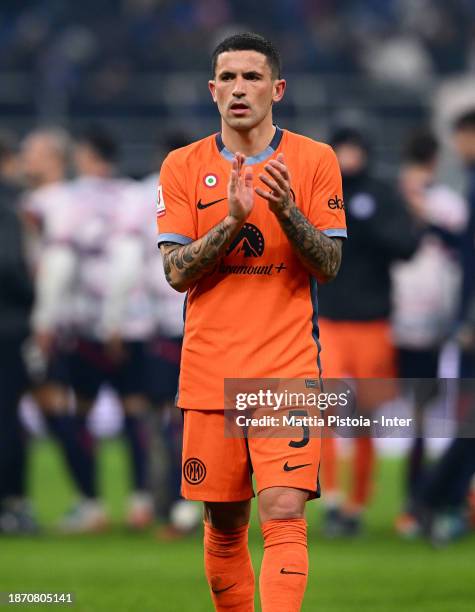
161,153,255,293
457,324,475,351
228,153,254,223
35,330,55,357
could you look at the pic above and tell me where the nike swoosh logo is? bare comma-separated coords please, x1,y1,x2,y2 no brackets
212,583,237,594
197,197,226,209
280,568,307,576
283,461,312,472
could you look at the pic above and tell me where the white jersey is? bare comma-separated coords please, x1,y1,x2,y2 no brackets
24,181,77,330
23,181,71,225
141,173,185,338
22,181,73,270
48,176,155,341
392,183,468,348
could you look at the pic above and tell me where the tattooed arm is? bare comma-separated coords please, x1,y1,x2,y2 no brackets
160,152,255,292
255,153,342,282
160,216,242,292
275,206,342,282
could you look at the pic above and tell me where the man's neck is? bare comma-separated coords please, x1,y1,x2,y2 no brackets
40,173,63,188
29,174,59,190
220,119,276,157
81,167,113,179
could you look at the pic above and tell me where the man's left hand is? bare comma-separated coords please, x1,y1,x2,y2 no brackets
105,333,127,364
255,153,295,217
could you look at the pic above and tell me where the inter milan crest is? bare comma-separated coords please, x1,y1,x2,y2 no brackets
183,458,207,484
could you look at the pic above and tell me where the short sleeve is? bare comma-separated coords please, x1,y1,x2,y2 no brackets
44,189,77,246
22,191,44,220
156,154,196,246
308,145,347,239
114,182,149,237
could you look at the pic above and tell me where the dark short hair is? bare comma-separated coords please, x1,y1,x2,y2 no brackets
76,125,118,163
0,129,16,165
163,131,191,152
329,127,370,154
453,109,475,131
211,32,281,79
403,128,439,164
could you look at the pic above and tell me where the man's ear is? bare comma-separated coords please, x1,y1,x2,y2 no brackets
273,79,286,103
208,80,217,103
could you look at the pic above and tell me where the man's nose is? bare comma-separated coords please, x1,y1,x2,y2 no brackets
232,77,246,97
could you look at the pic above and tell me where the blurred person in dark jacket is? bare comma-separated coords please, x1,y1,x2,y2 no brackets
453,109,475,372
0,134,36,534
318,127,420,536
392,128,467,537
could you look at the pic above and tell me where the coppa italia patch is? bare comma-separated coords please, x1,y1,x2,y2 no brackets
156,185,166,217
203,173,218,188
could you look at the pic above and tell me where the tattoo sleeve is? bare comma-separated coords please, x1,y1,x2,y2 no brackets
276,205,343,282
159,216,242,292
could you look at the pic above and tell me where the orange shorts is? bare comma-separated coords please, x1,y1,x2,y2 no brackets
181,410,321,502
319,318,397,408
319,318,396,378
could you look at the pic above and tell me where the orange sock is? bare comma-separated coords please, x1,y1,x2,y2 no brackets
321,435,338,494
259,519,308,612
204,522,255,611
349,437,375,509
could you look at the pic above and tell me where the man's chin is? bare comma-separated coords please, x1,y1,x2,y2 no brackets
224,116,257,131
25,173,42,189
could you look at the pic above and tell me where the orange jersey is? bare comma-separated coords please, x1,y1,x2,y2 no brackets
157,127,346,410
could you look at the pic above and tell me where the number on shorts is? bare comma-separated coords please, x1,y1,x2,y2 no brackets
288,410,309,448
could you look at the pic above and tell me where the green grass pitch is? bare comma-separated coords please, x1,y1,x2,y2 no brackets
1,439,474,611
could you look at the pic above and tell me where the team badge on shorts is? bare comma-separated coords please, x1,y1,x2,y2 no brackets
203,173,218,188
183,457,207,484
156,185,166,217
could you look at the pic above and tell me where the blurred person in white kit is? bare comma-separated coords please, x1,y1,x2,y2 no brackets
392,128,467,537
20,128,78,436
31,126,155,532
20,128,94,532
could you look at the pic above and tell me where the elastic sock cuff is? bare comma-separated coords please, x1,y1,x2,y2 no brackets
261,518,307,549
204,522,250,556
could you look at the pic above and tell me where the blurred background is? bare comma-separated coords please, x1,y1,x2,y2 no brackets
1,0,475,173
0,1,475,611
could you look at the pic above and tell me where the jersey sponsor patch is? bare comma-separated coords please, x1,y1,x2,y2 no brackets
156,185,166,217
327,195,345,210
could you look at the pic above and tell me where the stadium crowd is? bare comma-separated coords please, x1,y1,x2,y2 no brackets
1,0,475,109
1,0,474,76
0,109,474,546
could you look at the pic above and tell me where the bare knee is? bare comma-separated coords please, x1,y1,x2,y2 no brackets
204,500,251,530
258,487,309,523
32,384,70,415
